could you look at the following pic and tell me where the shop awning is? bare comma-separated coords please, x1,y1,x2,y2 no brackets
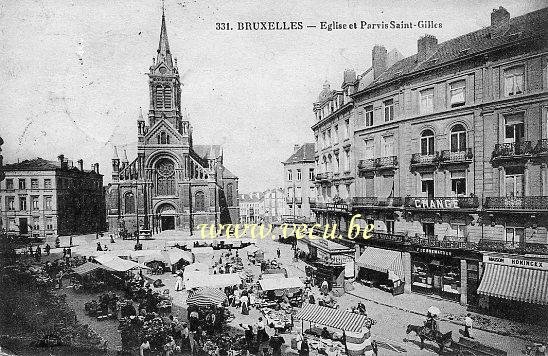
477,263,548,305
72,262,108,275
356,247,404,279
259,277,304,291
296,304,370,333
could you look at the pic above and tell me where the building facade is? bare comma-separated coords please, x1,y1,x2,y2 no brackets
0,156,105,238
106,11,239,236
239,192,264,224
310,6,548,315
282,144,316,223
262,187,286,223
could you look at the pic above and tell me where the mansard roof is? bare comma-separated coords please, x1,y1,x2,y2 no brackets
284,143,315,164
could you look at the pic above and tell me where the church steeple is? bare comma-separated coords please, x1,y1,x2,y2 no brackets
157,9,173,69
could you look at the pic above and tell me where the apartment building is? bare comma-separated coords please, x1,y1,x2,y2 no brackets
282,144,316,223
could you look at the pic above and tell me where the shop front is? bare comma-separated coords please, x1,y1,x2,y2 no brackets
356,246,405,295
411,247,462,301
477,253,548,325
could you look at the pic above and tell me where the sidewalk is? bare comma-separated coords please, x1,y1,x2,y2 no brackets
345,282,547,343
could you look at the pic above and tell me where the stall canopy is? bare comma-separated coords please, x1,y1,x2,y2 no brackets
191,247,214,254
356,247,404,280
477,263,548,305
72,262,109,275
163,249,193,265
259,277,304,291
94,255,148,272
243,245,260,254
187,287,228,307
185,273,242,290
184,262,209,274
296,303,369,334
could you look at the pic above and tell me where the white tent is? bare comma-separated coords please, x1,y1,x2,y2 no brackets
185,273,242,290
184,262,209,274
258,277,304,291
94,255,148,272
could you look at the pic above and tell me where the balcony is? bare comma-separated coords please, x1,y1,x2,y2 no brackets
316,172,333,182
407,234,478,250
492,141,533,160
533,139,548,155
478,239,548,255
411,152,439,167
377,197,403,207
358,156,398,173
358,159,376,172
440,148,473,164
370,231,405,243
352,197,378,207
404,196,480,209
286,197,303,204
484,196,548,211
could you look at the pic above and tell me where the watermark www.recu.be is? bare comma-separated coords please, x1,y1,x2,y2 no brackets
197,214,374,241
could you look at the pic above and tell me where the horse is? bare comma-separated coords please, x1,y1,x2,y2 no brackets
406,324,453,353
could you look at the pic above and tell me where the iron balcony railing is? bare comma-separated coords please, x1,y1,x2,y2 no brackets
404,196,480,209
484,196,548,210
533,139,548,155
411,152,439,166
358,156,398,172
377,197,403,207
478,239,548,255
358,159,376,171
352,197,378,206
377,156,398,168
316,172,333,181
492,141,533,159
370,231,405,243
440,148,473,163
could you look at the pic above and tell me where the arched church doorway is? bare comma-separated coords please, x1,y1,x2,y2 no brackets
157,203,176,231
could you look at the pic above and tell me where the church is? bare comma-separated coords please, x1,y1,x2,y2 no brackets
106,10,239,236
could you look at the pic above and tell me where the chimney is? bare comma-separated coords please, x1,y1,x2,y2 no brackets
77,159,83,171
294,144,301,152
343,69,356,85
372,45,387,79
94,163,100,174
417,34,438,63
57,154,67,169
491,7,510,31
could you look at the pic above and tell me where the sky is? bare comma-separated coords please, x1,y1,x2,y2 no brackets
0,0,545,193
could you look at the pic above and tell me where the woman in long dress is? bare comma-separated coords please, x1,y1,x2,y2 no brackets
175,274,183,291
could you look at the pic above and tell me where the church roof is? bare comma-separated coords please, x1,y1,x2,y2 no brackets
157,10,173,69
193,145,222,160
221,165,237,179
284,143,315,164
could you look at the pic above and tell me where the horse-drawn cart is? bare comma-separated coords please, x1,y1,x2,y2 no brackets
452,337,507,356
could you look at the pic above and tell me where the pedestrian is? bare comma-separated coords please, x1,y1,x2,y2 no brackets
276,248,281,259
240,293,249,315
269,329,284,356
139,338,151,356
464,313,474,338
35,246,42,261
256,317,269,345
62,247,66,257
67,247,71,257
96,243,102,251
45,244,51,256
175,274,183,291
69,235,73,246
321,279,329,294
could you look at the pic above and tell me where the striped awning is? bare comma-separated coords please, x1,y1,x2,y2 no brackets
477,263,548,305
356,247,404,279
296,304,370,333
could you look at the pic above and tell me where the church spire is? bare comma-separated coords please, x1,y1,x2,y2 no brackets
157,5,173,68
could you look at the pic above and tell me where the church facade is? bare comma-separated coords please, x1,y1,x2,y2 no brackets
106,11,239,235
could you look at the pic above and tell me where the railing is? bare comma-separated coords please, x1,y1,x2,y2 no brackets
358,159,376,171
411,152,439,165
492,141,533,158
407,234,478,250
376,156,398,169
316,172,333,181
352,197,378,206
325,203,351,212
310,202,326,210
440,148,473,163
533,139,548,155
484,196,548,210
370,231,405,243
478,239,548,255
377,197,403,207
281,215,308,223
404,196,480,209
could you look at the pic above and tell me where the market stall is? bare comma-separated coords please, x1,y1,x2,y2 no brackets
258,277,304,307
191,246,215,264
296,304,375,356
243,245,264,264
185,273,242,290
186,287,228,308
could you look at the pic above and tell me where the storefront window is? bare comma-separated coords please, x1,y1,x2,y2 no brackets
412,253,461,301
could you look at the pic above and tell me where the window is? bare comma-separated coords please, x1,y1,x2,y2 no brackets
31,179,39,190
6,179,13,190
155,85,164,109
287,169,293,181
33,217,40,231
420,88,434,114
296,187,302,198
344,119,350,139
125,192,135,214
505,226,524,244
450,80,466,107
309,168,315,181
365,105,374,127
6,197,15,211
9,218,16,231
195,191,205,211
504,114,524,145
19,197,27,211
45,196,52,210
163,86,172,109
335,154,340,173
450,124,467,152
296,169,302,181
333,125,338,143
19,179,26,190
451,171,466,196
160,132,168,144
420,129,435,156
46,217,53,230
327,129,332,146
423,222,435,237
322,132,326,148
364,139,374,160
382,136,394,157
31,196,39,210
344,150,351,172
505,168,524,197
386,220,395,233
44,179,52,189
421,172,434,198
226,183,233,206
450,223,466,239
287,187,293,199
383,99,394,122
504,66,524,96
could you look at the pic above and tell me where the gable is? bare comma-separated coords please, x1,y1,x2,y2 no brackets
144,119,182,145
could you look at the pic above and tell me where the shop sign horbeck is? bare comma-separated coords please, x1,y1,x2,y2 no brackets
412,198,459,209
483,255,548,271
